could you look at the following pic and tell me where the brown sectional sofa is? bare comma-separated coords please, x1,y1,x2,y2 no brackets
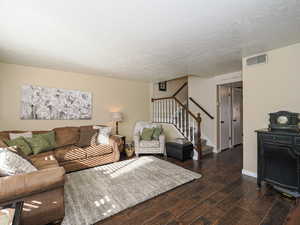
0,125,121,225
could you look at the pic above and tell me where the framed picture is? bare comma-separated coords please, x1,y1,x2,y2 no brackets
158,81,167,91
21,85,92,120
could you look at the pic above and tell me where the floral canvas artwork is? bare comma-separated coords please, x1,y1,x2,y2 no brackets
21,85,92,120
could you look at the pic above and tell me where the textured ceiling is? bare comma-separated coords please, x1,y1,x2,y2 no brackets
0,0,300,81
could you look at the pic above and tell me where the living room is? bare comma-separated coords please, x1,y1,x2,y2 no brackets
1,1,300,225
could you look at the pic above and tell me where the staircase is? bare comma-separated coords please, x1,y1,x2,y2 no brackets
151,96,213,159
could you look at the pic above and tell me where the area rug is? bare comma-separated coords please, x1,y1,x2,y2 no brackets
62,156,201,225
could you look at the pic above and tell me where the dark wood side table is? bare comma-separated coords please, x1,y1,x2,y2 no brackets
0,201,23,225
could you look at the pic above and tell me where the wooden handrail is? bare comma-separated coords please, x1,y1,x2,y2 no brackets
151,97,174,102
174,97,200,121
189,97,214,120
172,82,188,97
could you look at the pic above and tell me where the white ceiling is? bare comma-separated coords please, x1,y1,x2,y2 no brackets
1,0,300,81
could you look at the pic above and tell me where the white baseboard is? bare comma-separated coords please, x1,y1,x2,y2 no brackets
242,169,257,178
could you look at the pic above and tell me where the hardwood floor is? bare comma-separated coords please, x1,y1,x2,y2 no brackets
95,146,296,225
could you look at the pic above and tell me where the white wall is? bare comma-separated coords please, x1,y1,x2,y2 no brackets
243,43,300,176
188,71,242,152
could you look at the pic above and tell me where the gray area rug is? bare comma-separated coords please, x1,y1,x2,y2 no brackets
62,156,201,225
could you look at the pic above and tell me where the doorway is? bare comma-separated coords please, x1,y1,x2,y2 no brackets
217,81,243,151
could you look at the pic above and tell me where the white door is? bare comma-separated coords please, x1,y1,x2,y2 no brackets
232,87,243,146
218,86,231,150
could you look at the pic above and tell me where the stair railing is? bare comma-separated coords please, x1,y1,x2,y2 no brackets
151,96,202,159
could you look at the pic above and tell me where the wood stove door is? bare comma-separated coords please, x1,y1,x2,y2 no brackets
262,142,299,190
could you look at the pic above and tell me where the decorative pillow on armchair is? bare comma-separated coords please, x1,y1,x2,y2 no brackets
141,128,155,140
93,126,112,145
0,148,37,176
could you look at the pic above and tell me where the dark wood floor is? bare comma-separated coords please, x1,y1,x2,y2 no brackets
94,146,297,225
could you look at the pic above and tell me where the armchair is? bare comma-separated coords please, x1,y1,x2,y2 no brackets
133,121,166,157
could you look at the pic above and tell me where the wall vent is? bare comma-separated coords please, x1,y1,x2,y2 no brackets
246,54,267,66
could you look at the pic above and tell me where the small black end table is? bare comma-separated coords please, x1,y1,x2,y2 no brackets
166,141,193,161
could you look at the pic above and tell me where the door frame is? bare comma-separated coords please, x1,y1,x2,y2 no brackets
217,81,243,152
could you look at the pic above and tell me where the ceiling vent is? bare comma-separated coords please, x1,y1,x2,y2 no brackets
246,54,267,66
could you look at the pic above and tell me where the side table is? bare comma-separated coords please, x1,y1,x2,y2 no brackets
0,201,23,225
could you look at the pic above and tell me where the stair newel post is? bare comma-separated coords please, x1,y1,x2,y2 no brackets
196,113,202,160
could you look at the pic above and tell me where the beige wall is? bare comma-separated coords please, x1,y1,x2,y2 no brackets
152,77,188,103
243,43,300,175
188,71,242,151
0,63,150,141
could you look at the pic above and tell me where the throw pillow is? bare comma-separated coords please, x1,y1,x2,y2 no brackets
9,132,32,140
33,131,56,150
78,126,97,147
4,137,33,156
93,126,112,145
0,148,37,176
25,136,51,155
152,127,163,140
141,128,155,140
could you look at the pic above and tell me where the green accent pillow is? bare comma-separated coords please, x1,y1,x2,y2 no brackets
152,127,162,140
4,137,33,156
141,128,155,140
25,136,51,155
33,131,56,150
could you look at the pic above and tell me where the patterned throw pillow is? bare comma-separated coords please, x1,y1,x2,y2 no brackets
9,132,32,140
25,136,52,155
0,148,37,176
4,137,33,156
93,126,112,145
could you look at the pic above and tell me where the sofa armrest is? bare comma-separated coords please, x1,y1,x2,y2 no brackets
109,136,121,161
0,167,65,204
159,134,166,155
159,134,165,143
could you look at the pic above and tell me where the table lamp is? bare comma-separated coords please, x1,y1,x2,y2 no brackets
111,112,123,135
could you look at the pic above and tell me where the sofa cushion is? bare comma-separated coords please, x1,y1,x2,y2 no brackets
93,126,112,145
54,145,86,162
53,127,80,147
31,156,59,170
141,128,155,140
152,126,163,140
0,147,37,176
0,139,7,148
4,137,33,156
33,131,57,149
9,132,32,140
78,126,97,147
139,140,160,148
25,136,52,155
84,144,113,157
0,131,25,141
29,151,56,163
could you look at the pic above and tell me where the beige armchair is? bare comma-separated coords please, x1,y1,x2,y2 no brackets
133,121,166,157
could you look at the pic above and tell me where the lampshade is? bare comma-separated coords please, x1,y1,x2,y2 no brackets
111,112,123,122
